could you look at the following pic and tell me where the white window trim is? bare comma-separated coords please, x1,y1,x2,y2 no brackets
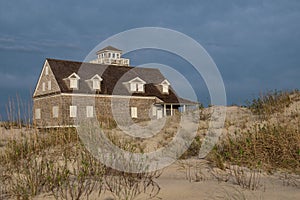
86,106,94,118
152,106,157,116
70,78,78,89
52,106,59,118
45,66,49,75
42,82,46,91
131,107,137,118
70,106,77,118
126,77,146,93
66,73,80,90
48,81,51,91
35,108,41,120
160,79,170,94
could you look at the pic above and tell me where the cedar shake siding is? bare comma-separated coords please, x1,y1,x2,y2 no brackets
33,94,156,127
33,47,198,127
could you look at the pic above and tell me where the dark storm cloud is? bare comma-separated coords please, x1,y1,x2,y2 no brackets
0,0,299,116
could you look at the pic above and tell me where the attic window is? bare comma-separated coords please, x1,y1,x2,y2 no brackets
160,80,170,94
67,73,80,89
88,74,103,90
45,66,49,75
126,77,146,93
162,85,168,93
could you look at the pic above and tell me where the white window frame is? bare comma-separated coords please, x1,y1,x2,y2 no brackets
152,106,157,116
92,79,101,90
70,106,77,118
162,84,168,93
130,83,136,92
48,81,51,90
52,106,59,118
137,83,144,92
86,106,94,118
42,82,45,91
35,108,41,120
131,107,137,118
70,78,78,89
45,66,49,75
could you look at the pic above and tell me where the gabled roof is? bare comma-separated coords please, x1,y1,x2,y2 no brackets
96,46,122,54
67,72,80,79
126,77,146,84
36,58,196,104
160,79,170,85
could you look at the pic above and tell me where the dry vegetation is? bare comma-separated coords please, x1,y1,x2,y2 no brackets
0,89,299,199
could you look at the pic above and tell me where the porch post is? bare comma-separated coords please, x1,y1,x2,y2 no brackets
171,104,173,116
164,104,166,117
183,105,186,112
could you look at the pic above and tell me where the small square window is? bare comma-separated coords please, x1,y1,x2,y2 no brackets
70,78,78,89
86,106,94,118
70,106,77,118
52,106,58,118
130,83,136,92
137,83,144,92
35,108,41,120
131,107,137,118
162,85,169,93
93,79,101,90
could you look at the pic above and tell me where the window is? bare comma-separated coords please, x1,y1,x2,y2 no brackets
131,107,137,118
137,83,144,92
52,106,58,118
130,83,144,92
70,106,77,118
108,53,111,58
42,82,45,91
152,106,157,116
93,79,101,90
127,77,146,93
48,81,51,90
70,78,78,89
35,109,41,119
45,66,49,75
130,83,136,92
162,85,168,93
67,73,80,89
160,80,170,94
86,106,94,118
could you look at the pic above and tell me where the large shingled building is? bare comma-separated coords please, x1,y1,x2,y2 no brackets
33,46,197,127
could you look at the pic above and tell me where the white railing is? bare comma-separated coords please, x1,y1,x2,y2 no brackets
89,58,130,66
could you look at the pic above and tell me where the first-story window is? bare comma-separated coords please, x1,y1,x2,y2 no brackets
131,107,137,118
35,108,41,119
86,106,94,118
70,106,77,118
52,106,58,118
152,106,157,116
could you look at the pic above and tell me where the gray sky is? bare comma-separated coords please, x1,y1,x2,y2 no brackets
0,0,299,119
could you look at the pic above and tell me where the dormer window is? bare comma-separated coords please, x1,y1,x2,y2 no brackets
67,73,80,90
160,79,170,94
125,77,146,93
87,74,103,90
